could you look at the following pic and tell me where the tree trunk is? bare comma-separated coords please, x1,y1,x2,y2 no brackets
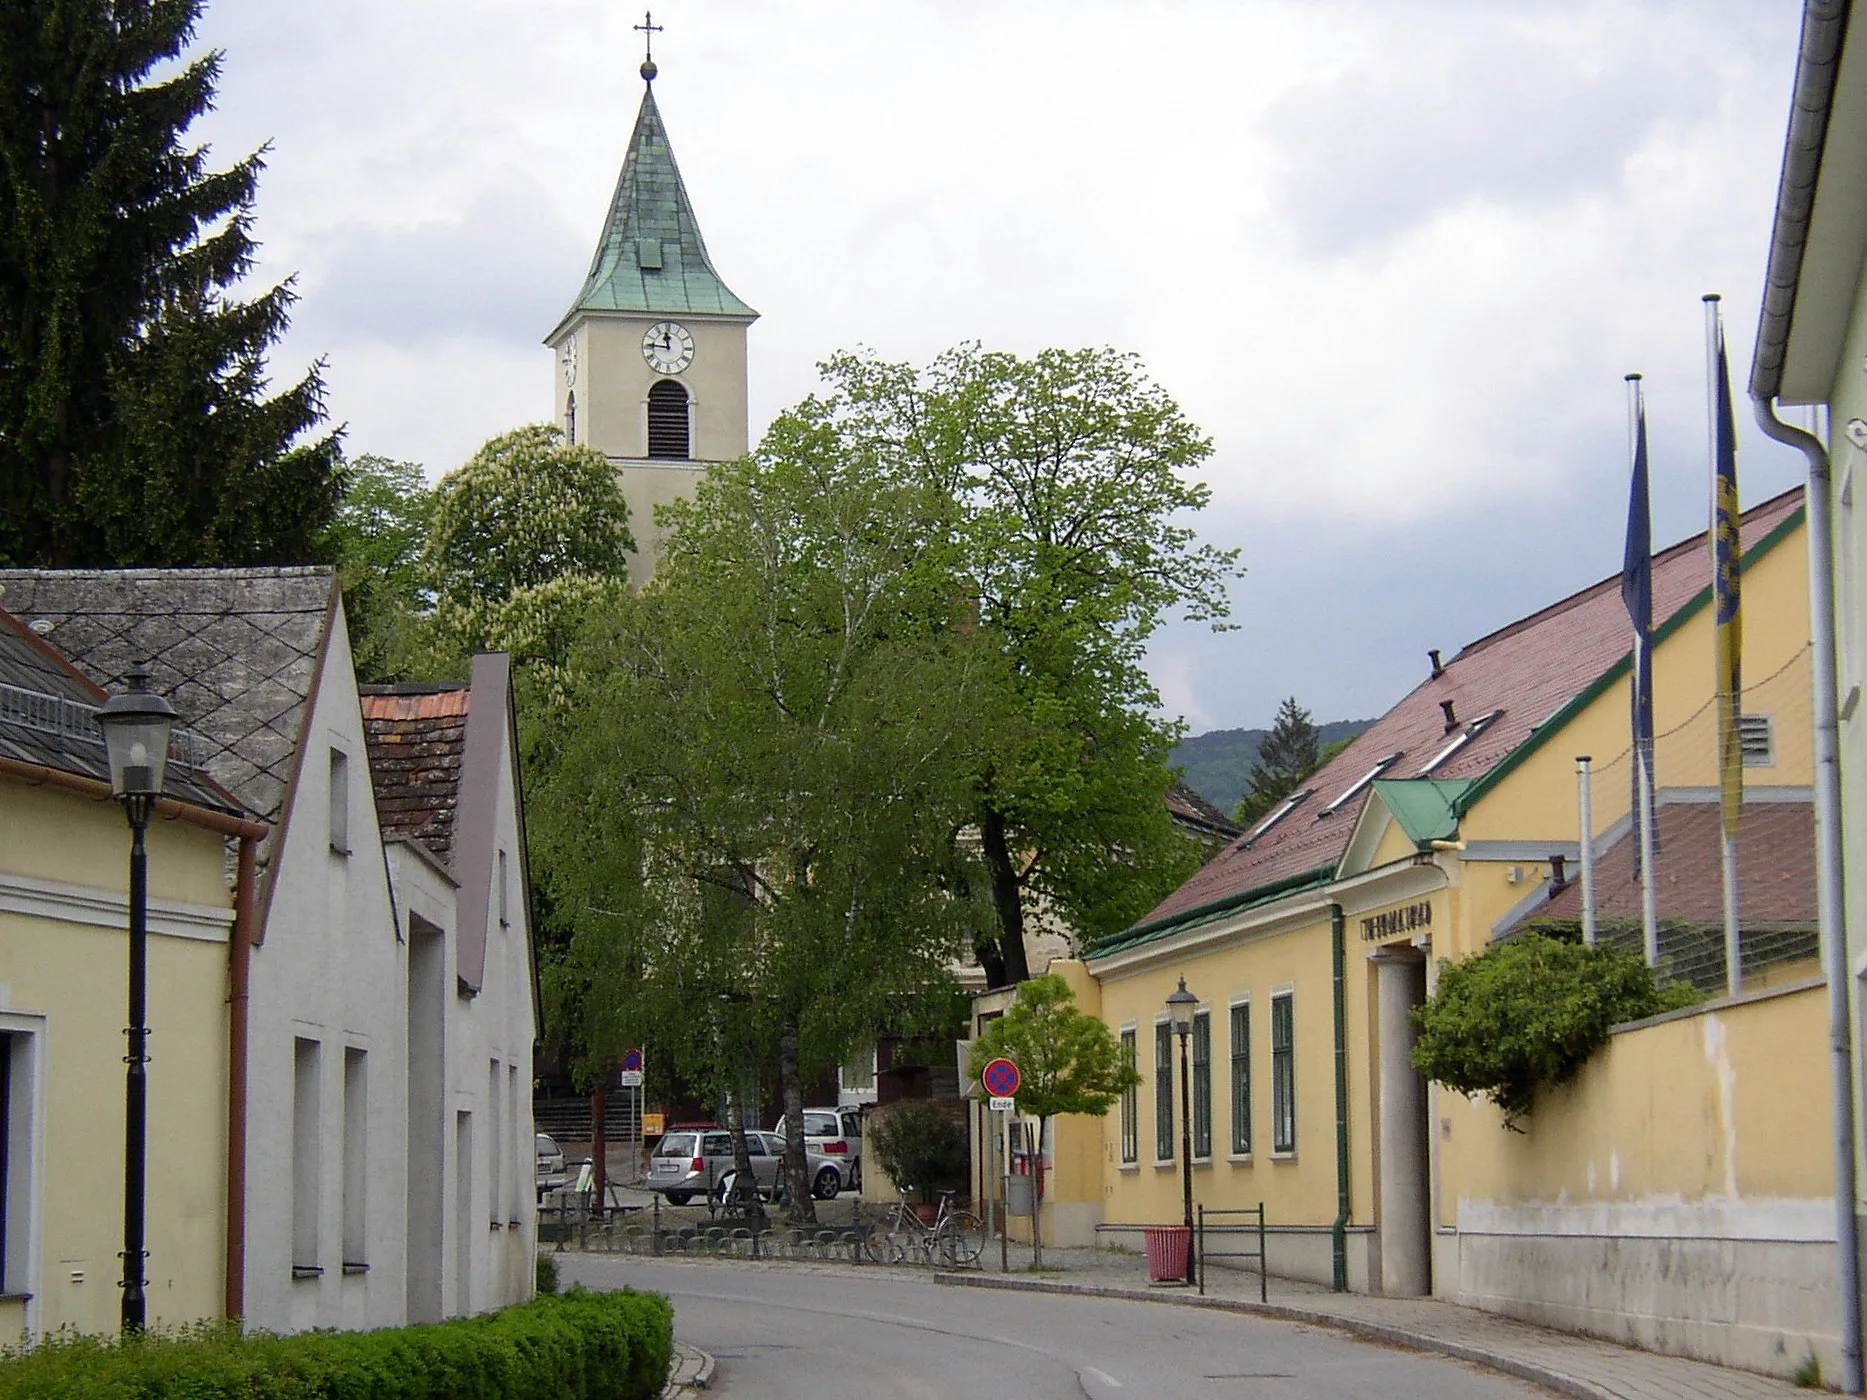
778,1015,816,1224
726,1071,762,1217
1032,1114,1048,1268
980,804,1032,986
590,1081,607,1212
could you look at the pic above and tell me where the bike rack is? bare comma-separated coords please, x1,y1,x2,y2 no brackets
1195,1202,1268,1301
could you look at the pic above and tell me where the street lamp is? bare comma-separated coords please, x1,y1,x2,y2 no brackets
96,665,175,1334
1165,976,1198,1287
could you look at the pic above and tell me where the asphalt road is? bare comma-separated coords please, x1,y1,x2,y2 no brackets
562,1255,1554,1400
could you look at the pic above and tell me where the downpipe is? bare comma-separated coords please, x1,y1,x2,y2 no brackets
1752,393,1862,1393
1331,902,1349,1292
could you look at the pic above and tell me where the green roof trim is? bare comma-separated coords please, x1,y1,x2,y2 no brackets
1450,503,1805,821
1371,778,1477,849
1085,863,1336,961
552,82,756,334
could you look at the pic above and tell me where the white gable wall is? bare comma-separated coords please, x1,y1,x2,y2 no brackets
243,604,409,1332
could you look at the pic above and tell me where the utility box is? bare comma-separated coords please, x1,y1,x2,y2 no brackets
1006,1174,1034,1217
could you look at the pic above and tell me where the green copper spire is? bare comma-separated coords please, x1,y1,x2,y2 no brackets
556,69,756,329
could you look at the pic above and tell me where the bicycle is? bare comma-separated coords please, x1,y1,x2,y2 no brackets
862,1188,984,1268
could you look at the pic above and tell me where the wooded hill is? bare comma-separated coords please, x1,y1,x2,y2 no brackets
1171,718,1373,814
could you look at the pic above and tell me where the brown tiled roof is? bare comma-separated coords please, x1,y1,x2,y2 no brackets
1166,779,1242,842
359,684,471,867
1131,488,1804,933
0,568,335,825
1535,799,1815,928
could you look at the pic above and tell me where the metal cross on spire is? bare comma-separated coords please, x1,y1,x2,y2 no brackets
635,10,664,78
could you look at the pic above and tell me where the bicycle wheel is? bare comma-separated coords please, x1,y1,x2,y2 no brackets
935,1210,985,1268
862,1224,904,1264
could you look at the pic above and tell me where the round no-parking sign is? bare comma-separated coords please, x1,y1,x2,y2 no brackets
982,1057,1021,1098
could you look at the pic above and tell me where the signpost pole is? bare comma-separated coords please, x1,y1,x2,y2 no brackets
997,1107,1008,1274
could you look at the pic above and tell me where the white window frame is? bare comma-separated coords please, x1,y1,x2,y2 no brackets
1318,753,1405,817
1269,985,1297,1158
1153,1014,1175,1166
1118,1021,1139,1168
0,1010,45,1332
1227,994,1252,1161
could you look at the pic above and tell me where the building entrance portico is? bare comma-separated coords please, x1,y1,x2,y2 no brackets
1371,943,1430,1296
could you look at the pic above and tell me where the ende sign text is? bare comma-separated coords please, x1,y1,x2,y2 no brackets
1361,900,1432,943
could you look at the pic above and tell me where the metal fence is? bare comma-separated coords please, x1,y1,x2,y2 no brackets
1528,645,1819,996
1195,1203,1267,1301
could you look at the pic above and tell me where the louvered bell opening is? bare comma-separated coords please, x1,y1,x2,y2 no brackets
646,379,690,459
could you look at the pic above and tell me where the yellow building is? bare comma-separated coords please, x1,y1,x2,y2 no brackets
0,607,264,1338
1044,489,1833,1378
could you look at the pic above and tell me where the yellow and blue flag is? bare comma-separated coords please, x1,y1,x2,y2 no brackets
1622,377,1655,857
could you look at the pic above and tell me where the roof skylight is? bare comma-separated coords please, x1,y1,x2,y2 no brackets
1316,753,1405,817
1244,789,1312,846
1415,710,1503,776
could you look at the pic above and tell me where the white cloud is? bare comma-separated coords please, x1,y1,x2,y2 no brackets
190,0,1809,729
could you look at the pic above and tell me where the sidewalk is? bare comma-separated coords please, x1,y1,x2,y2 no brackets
662,1338,714,1396
935,1246,1816,1400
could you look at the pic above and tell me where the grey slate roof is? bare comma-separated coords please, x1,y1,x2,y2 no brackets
0,568,336,826
551,78,756,333
0,606,239,813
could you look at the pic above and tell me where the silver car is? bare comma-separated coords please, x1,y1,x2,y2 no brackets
647,1128,845,1203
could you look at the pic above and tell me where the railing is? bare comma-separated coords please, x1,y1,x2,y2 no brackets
1196,1202,1267,1301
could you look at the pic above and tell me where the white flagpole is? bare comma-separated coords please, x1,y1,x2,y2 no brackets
1577,756,1597,945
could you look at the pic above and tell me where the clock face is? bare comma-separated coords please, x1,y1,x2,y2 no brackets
642,321,695,375
560,339,578,387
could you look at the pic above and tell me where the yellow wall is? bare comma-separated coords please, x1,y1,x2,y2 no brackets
1440,984,1828,1208
1091,906,1393,1232
0,778,234,1334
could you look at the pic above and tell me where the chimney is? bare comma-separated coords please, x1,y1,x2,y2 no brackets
1548,854,1568,895
1439,700,1458,734
1429,649,1444,678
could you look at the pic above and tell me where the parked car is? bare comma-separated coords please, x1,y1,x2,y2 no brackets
535,1132,569,1197
773,1107,865,1188
647,1128,846,1203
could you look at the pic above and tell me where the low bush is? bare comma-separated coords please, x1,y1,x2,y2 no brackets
0,1284,671,1400
1411,931,1700,1128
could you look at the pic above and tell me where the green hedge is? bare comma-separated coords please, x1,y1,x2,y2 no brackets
0,1285,671,1400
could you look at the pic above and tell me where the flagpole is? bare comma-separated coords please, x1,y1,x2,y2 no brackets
1627,374,1661,967
1705,294,1742,997
1577,756,1597,945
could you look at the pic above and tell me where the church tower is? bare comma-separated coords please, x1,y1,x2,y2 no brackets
545,45,755,587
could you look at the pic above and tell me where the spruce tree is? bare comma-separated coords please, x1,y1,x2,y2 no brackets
1234,696,1322,826
0,0,339,567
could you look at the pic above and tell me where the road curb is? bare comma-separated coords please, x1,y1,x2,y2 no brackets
931,1272,1613,1400
663,1339,716,1395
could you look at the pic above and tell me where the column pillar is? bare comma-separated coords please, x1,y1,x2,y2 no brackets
1372,946,1430,1296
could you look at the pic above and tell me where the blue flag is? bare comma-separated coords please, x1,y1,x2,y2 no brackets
1622,383,1656,864
1711,315,1743,838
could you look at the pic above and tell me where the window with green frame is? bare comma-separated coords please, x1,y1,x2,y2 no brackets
1271,991,1295,1154
1119,1028,1138,1164
1191,1010,1211,1159
1229,1000,1251,1156
1154,1020,1174,1160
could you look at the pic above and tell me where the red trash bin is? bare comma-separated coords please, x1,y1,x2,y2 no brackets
1143,1225,1191,1282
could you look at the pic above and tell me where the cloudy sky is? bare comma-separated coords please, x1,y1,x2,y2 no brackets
189,0,1812,735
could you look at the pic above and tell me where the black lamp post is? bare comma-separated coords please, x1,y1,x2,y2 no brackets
96,666,175,1334
1165,976,1198,1287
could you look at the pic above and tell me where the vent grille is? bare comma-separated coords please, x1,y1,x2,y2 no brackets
1738,713,1773,766
646,379,690,459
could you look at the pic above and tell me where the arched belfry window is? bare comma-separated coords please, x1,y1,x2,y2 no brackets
564,391,576,445
646,379,690,459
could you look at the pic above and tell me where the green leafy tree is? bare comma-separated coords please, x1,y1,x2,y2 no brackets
769,345,1242,986
319,454,433,680
530,441,993,1221
968,973,1141,1263
0,0,340,566
420,424,634,677
1411,932,1699,1129
1233,697,1322,826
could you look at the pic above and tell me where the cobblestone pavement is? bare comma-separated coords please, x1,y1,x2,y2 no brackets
938,1245,1814,1400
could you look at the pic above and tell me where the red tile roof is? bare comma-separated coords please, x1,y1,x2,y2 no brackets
1536,800,1814,928
1128,488,1804,935
1167,779,1243,843
360,684,472,866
